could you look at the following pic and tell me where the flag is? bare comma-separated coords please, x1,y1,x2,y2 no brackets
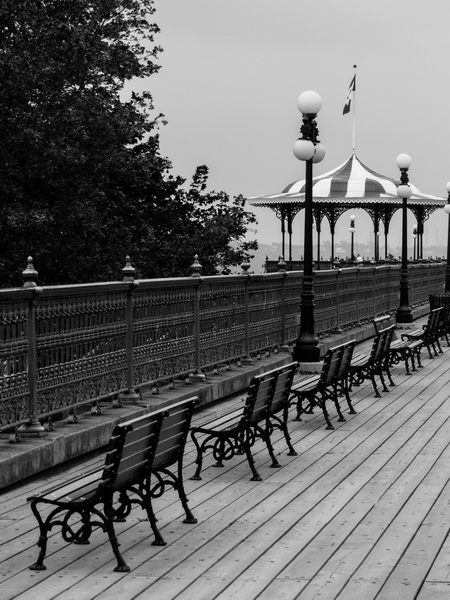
343,75,356,115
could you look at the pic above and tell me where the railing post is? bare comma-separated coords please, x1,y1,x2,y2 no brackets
355,266,362,326
277,258,287,350
241,263,253,363
373,266,377,318
18,257,45,437
332,268,342,333
118,256,140,405
190,255,206,379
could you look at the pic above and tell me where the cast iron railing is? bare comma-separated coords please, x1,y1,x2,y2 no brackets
0,258,445,432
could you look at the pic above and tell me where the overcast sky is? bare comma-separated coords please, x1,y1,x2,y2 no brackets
134,0,450,256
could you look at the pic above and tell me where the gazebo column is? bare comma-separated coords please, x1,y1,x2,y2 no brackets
417,220,424,260
330,223,336,263
287,208,293,263
373,208,380,262
280,208,286,260
314,209,321,268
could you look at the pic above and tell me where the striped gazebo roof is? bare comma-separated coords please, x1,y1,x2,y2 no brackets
249,154,445,208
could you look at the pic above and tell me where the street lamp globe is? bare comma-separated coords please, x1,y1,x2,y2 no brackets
297,91,322,115
397,184,412,199
396,153,412,170
312,143,326,164
293,139,315,161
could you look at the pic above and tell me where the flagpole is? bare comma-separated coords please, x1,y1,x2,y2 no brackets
352,64,357,154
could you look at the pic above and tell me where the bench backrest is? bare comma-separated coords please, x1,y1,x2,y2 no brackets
103,410,166,493
319,345,344,387
428,307,442,333
151,397,198,472
378,325,395,358
333,340,356,380
366,330,386,364
101,397,198,494
266,362,298,416
241,371,277,428
373,316,403,348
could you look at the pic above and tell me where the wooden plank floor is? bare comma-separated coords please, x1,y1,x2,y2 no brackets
2,336,450,599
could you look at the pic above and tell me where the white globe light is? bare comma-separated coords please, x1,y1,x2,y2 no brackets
397,184,412,199
297,91,322,115
312,143,326,163
444,204,450,215
293,139,315,161
396,153,412,170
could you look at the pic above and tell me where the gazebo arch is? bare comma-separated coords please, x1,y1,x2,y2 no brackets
249,154,446,264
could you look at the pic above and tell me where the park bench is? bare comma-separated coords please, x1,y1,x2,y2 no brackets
27,397,198,573
349,325,395,398
189,362,298,482
373,315,423,375
401,307,443,359
430,294,450,346
289,341,355,430
333,340,357,415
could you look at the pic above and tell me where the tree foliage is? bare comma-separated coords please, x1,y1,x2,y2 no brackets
0,0,257,286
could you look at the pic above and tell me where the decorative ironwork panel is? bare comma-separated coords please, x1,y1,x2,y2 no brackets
357,268,377,323
284,273,302,343
199,280,246,365
248,277,284,352
35,290,128,415
336,270,359,329
314,271,339,335
0,298,30,426
373,268,392,316
133,284,196,381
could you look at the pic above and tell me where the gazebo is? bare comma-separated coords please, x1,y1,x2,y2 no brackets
248,154,446,265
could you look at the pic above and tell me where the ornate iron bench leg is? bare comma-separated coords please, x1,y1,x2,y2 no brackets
189,430,204,481
281,407,298,455
29,502,56,571
103,504,130,572
175,463,198,524
342,378,356,414
241,434,262,481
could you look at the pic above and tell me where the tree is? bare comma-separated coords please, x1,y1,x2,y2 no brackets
0,0,257,286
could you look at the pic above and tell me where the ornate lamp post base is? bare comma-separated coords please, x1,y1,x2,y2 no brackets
293,275,321,364
293,340,321,364
396,305,413,323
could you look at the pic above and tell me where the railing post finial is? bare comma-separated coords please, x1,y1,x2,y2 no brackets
190,254,202,278
122,255,136,282
22,256,38,288
277,256,287,272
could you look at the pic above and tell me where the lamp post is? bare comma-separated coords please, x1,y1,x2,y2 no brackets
395,153,413,324
349,215,356,261
444,182,450,293
292,91,325,363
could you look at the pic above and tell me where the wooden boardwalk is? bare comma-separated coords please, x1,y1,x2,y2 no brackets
2,335,450,599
